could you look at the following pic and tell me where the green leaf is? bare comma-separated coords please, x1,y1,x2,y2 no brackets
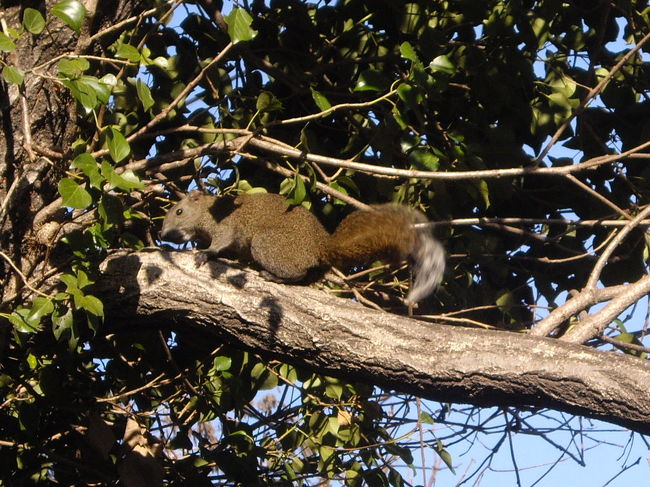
224,8,257,44
23,8,46,34
384,441,413,465
434,440,455,474
106,127,131,163
292,173,307,204
59,273,80,292
76,269,93,289
61,76,110,110
388,467,405,487
52,309,73,340
58,178,92,209
409,148,439,171
256,91,283,112
2,66,24,86
397,83,423,108
278,364,297,383
27,353,38,369
429,55,455,75
58,57,90,78
213,356,232,372
477,179,490,208
325,383,343,400
496,290,514,313
116,43,141,62
10,298,54,334
135,79,154,111
78,295,104,317
354,70,390,92
119,169,144,189
87,222,111,248
98,194,124,227
71,153,103,188
51,0,87,34
310,88,331,111
0,32,16,52
100,161,143,191
9,309,39,334
420,411,435,424
399,41,418,62
250,362,278,390
31,297,54,320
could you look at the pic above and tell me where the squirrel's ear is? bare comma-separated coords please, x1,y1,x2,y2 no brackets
187,190,203,200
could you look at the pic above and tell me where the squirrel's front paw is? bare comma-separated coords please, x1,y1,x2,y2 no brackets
194,251,209,267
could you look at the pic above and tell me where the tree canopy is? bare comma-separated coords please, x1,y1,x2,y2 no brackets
1,0,649,485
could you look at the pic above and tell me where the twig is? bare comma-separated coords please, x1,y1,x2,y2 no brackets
434,217,650,228
249,135,650,181
599,334,650,354
19,88,36,163
247,154,371,210
96,372,169,403
128,42,235,141
128,126,650,182
418,314,496,329
0,250,53,300
87,6,164,43
562,275,650,343
585,205,650,289
534,31,650,164
530,284,629,337
267,87,400,126
565,174,630,220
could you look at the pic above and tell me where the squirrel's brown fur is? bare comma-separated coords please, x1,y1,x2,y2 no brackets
161,191,445,303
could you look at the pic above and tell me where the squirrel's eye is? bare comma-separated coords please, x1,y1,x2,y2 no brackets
176,208,183,216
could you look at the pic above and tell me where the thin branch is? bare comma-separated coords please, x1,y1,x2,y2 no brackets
530,285,629,337
129,127,650,182
128,42,235,141
0,250,54,300
435,217,650,228
248,135,650,181
87,6,165,43
599,335,650,354
31,53,131,74
246,154,371,211
267,87,400,126
32,143,64,159
565,174,631,220
95,373,169,403
585,205,650,289
124,136,244,172
562,274,650,344
19,87,36,163
534,31,650,164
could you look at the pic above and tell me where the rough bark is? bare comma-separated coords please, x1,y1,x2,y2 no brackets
93,250,650,435
0,0,148,303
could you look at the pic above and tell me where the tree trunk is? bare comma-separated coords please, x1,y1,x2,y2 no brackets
0,0,145,303
93,250,650,435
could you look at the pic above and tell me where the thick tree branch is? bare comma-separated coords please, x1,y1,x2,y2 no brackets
92,250,650,435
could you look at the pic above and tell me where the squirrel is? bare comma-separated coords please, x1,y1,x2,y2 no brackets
160,190,445,303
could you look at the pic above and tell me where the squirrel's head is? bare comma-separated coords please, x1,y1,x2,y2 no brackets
160,191,213,247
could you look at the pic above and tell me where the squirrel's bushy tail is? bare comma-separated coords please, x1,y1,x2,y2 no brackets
406,222,445,304
326,204,445,303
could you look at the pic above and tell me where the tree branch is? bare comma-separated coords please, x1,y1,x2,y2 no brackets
561,275,650,344
92,250,650,435
529,285,628,337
